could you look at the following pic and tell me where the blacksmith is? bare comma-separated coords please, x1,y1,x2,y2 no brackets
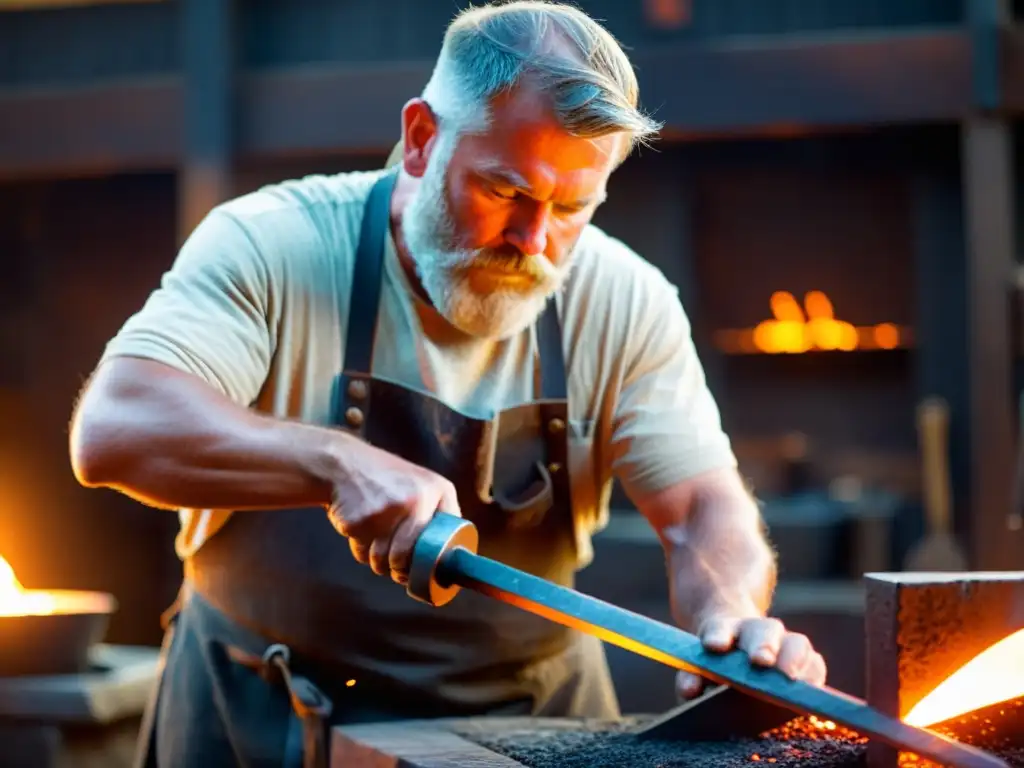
69,2,827,766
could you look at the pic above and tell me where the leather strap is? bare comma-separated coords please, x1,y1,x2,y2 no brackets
227,643,334,768
536,297,567,400
342,170,399,375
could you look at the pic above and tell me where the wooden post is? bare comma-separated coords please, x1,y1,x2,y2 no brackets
912,168,971,544
962,0,1021,570
178,0,236,244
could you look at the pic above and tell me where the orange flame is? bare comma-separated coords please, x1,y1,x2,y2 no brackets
0,555,56,617
903,628,1024,727
713,291,910,355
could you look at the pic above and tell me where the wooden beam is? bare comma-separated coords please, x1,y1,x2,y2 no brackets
961,116,1021,570
1001,25,1024,112
0,0,164,11
238,32,975,157
0,31,980,180
177,0,236,242
912,170,971,541
0,79,181,181
968,0,1006,110
962,0,1021,571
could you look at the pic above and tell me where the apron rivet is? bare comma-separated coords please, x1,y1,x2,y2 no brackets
548,418,566,434
345,407,365,427
548,462,562,474
347,379,368,400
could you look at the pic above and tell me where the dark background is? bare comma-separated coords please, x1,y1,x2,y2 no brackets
1,0,1023,714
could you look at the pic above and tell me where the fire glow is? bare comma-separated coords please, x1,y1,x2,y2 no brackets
903,628,1024,728
712,290,911,355
0,554,56,617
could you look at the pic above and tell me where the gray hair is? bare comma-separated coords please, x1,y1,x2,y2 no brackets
421,1,662,161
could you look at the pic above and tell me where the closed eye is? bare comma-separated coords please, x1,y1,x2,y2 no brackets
487,185,518,201
554,202,588,215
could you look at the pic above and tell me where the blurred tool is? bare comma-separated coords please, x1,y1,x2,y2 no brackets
904,397,968,571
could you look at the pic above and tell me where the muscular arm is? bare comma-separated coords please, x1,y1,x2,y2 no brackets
635,467,775,633
67,206,347,511
70,357,347,511
607,259,822,691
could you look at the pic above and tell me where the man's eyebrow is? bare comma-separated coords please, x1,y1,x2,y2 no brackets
477,165,532,191
477,162,606,207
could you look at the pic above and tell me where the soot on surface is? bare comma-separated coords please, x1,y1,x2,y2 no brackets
460,712,1024,768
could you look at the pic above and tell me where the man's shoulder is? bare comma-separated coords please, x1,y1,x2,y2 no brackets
216,168,384,234
565,224,681,319
193,169,389,284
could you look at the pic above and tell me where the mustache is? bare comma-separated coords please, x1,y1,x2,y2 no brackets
460,248,562,282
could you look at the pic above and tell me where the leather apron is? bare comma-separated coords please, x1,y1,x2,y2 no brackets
133,170,619,768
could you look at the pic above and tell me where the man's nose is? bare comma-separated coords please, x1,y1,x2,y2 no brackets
505,202,550,257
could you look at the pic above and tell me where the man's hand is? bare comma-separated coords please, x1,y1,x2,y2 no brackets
324,441,461,585
675,614,828,699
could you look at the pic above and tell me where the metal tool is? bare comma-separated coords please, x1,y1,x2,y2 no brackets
406,513,1009,768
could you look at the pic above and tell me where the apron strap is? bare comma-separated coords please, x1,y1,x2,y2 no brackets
535,298,572,512
536,297,567,400
226,643,334,768
337,169,399,441
342,169,399,376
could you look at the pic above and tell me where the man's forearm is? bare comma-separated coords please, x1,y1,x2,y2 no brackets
638,469,777,633
70,357,345,511
664,500,776,632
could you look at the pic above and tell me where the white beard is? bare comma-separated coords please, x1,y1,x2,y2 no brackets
401,132,574,341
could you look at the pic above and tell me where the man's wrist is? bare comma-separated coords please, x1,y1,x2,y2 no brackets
275,419,357,507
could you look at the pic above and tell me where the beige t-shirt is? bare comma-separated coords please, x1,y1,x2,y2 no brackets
100,168,736,567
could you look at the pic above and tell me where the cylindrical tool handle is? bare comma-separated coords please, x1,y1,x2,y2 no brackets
917,397,953,535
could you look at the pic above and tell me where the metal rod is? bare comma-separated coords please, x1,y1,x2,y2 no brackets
437,546,1008,768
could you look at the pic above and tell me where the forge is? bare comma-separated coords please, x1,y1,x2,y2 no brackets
331,571,1024,768
865,572,1024,767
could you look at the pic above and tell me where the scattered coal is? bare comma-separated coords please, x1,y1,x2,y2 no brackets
927,696,1024,751
461,716,866,768
901,697,1024,767
459,712,1024,768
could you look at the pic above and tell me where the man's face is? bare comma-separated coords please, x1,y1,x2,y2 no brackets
401,85,622,340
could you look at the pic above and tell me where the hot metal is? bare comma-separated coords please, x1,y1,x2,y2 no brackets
407,513,1009,768
864,571,1024,767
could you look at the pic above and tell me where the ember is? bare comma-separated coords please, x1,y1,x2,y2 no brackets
461,710,1024,768
461,716,873,768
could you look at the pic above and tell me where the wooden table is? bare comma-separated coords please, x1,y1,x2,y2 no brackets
332,717,584,768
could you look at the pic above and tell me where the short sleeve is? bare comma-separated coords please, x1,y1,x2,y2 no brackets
100,207,272,407
610,277,737,502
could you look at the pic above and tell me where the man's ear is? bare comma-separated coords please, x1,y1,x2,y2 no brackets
400,99,440,178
